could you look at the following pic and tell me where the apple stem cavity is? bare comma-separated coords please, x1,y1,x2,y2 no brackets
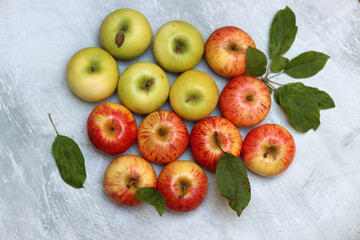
142,78,154,91
158,128,167,137
174,41,184,53
185,95,196,102
127,178,138,189
48,113,59,136
178,182,188,199
115,32,125,48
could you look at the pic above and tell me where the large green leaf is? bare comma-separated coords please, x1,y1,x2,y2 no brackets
270,55,289,73
269,6,298,59
136,187,166,216
216,152,251,217
245,46,267,77
284,51,330,78
52,135,86,189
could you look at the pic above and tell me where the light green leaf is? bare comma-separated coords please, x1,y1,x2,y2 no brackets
136,187,166,216
271,56,289,73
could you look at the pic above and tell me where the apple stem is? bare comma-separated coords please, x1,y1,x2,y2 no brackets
115,32,125,48
185,95,196,102
127,179,138,189
214,132,225,153
178,183,188,199
48,113,59,136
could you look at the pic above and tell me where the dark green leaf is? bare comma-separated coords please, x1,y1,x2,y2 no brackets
136,187,166,216
216,152,251,217
269,6,298,59
52,135,86,189
276,84,320,132
271,56,289,73
284,51,330,78
284,82,335,109
267,85,273,94
245,46,268,77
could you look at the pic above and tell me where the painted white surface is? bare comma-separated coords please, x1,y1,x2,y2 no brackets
0,0,359,239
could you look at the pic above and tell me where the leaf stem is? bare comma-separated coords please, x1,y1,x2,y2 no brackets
268,72,284,80
48,113,59,136
268,80,284,86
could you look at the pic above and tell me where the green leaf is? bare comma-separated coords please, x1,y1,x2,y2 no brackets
136,187,166,216
284,51,330,78
216,152,251,217
271,56,289,73
245,46,267,77
276,84,320,132
267,85,273,94
303,86,335,109
269,6,298,59
52,135,86,188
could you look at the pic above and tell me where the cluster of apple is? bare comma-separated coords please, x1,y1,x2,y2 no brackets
66,9,296,213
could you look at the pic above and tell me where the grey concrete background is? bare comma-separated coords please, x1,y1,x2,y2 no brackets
1,0,359,239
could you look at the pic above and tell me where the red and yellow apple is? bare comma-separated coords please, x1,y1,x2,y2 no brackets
66,47,119,102
205,26,255,78
157,160,208,212
219,75,271,127
137,110,189,164
87,102,137,155
103,154,157,206
169,70,219,121
153,20,204,73
241,124,296,177
190,116,242,171
99,9,152,60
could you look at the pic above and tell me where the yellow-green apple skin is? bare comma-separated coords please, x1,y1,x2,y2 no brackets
103,154,157,206
157,160,208,212
169,70,219,121
219,75,271,127
66,47,119,102
87,102,137,155
153,20,204,73
117,62,170,115
241,124,296,177
99,9,152,60
190,116,242,171
205,26,256,78
137,110,189,164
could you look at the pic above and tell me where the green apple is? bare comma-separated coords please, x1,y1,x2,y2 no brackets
118,62,170,115
153,20,204,73
66,47,119,102
99,9,152,60
169,70,219,121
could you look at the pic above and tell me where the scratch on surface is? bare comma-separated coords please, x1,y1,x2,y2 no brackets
341,128,360,147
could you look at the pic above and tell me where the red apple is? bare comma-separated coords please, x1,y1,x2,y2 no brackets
87,102,137,155
219,75,271,127
137,110,189,164
204,26,256,78
190,116,242,171
157,160,208,212
242,124,296,177
103,154,157,206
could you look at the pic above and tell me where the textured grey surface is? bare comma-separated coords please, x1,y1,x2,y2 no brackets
1,0,360,239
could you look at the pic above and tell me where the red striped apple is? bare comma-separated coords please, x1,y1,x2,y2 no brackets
157,160,208,212
103,154,157,206
219,75,271,127
87,102,137,155
242,124,296,177
190,116,242,171
205,26,255,78
137,110,189,164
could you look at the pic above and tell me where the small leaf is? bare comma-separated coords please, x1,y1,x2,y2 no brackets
270,56,289,73
136,187,166,216
269,6,298,59
216,152,251,217
276,84,320,132
284,51,330,78
52,135,87,188
246,46,268,77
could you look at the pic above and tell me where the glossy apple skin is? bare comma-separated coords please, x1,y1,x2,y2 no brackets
66,47,119,102
117,62,170,115
190,116,242,171
137,110,189,164
242,124,296,177
169,70,219,121
220,75,271,127
103,154,157,206
205,26,255,78
157,160,208,212
153,20,204,73
99,9,152,60
87,102,137,155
